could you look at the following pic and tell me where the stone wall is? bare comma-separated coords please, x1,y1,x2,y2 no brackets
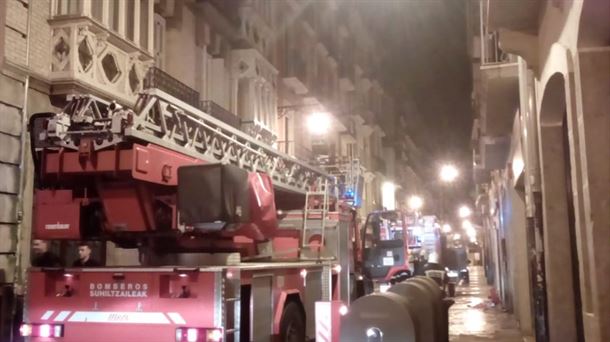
0,70,55,286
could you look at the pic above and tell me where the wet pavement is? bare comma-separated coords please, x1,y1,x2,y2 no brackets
449,266,525,341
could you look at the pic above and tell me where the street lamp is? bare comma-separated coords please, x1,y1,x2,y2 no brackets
408,195,423,212
442,223,452,233
439,164,459,183
306,111,331,135
458,205,472,218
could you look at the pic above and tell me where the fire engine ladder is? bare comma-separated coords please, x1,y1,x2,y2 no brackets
221,269,241,341
301,179,330,259
43,89,333,194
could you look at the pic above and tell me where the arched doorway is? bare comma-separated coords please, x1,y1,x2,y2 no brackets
537,73,583,342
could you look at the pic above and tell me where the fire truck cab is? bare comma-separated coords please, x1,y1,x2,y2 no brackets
359,210,412,294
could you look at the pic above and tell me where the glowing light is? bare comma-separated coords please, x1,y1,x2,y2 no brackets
306,111,331,135
462,220,476,240
186,328,198,342
408,195,423,211
512,157,525,178
463,307,486,333
53,325,62,338
381,182,396,210
19,324,32,337
300,269,308,278
458,205,472,218
333,264,342,273
63,273,73,278
366,327,383,338
379,284,391,293
462,220,473,230
39,324,51,338
442,224,452,233
207,329,223,342
339,305,349,316
179,273,188,278
453,233,461,240
440,164,459,183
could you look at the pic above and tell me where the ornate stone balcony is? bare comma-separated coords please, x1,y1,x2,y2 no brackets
48,3,154,106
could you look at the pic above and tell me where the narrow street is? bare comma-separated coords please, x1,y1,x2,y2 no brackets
449,266,525,342
1,1,609,341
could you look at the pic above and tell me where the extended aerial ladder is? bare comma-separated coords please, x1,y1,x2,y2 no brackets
31,87,365,255
39,88,333,196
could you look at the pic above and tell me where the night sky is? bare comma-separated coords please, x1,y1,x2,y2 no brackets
360,0,474,207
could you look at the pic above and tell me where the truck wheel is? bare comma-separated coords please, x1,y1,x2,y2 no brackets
279,302,306,342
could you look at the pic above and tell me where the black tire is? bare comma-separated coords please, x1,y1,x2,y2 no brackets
448,283,456,297
279,302,306,342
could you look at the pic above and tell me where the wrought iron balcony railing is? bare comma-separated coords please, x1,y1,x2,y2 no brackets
143,67,200,108
200,100,241,129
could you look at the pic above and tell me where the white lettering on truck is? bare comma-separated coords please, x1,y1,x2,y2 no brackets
89,283,149,298
45,222,70,230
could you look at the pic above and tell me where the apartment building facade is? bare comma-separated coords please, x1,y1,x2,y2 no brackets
469,1,610,341
0,0,418,337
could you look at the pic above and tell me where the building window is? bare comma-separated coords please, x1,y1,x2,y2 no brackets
140,0,150,50
56,0,81,15
347,142,354,159
153,13,165,69
108,0,120,32
91,0,103,21
126,0,135,41
53,0,153,53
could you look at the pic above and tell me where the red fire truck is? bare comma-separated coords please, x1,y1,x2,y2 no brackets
19,89,411,341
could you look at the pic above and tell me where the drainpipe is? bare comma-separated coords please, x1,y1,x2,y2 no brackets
14,0,33,294
479,0,485,64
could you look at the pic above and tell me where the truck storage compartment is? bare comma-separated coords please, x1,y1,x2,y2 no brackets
178,164,251,227
177,164,277,237
34,190,81,239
